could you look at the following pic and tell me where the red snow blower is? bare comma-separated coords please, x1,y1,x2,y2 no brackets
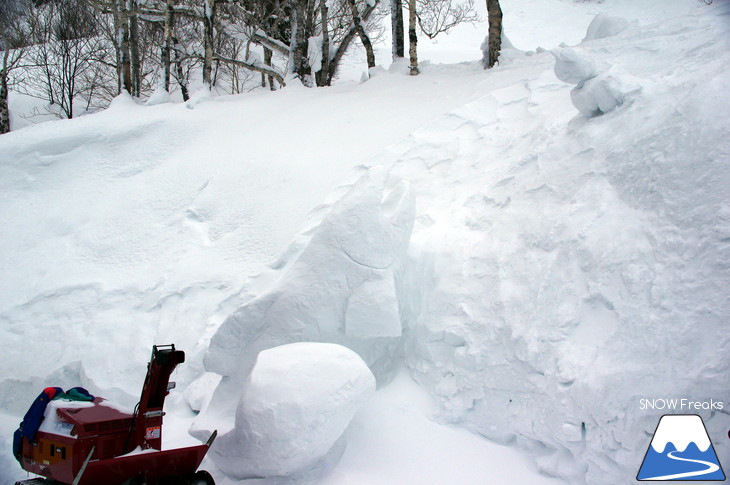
13,344,216,485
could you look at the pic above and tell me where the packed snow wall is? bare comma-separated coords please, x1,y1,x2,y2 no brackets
371,7,730,485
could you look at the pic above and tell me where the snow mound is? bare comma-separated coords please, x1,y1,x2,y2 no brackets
209,342,375,480
145,86,172,106
583,14,630,42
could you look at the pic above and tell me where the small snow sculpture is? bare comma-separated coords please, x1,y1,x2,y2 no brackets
552,47,636,118
209,342,376,480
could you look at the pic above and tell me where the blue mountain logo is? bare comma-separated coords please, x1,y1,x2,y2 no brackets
637,414,726,481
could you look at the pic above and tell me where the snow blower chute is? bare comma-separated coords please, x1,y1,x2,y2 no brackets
12,344,217,485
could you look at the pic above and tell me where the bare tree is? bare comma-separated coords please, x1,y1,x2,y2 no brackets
1,0,29,134
25,0,107,119
347,0,375,69
405,0,476,75
416,0,477,40
1,47,24,134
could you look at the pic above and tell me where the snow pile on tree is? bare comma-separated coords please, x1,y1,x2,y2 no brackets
209,342,375,480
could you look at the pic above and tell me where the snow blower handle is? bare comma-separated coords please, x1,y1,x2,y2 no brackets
128,344,185,452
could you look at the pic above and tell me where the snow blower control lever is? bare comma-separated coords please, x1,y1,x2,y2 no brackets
13,344,216,485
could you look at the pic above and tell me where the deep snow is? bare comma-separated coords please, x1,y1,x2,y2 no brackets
1,0,728,484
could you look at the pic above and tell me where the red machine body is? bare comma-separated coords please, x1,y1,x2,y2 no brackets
14,344,216,485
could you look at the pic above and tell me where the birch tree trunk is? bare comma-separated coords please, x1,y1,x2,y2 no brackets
348,0,375,70
162,0,174,92
484,0,502,68
115,0,132,93
408,0,418,75
289,3,311,85
0,49,10,135
128,0,141,96
202,0,216,87
264,47,275,90
173,37,190,101
391,0,404,60
314,0,330,86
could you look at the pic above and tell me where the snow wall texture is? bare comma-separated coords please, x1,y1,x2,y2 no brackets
376,7,728,485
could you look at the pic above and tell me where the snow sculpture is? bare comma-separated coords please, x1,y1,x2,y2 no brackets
552,47,636,117
204,167,414,382
209,342,376,480
191,167,414,440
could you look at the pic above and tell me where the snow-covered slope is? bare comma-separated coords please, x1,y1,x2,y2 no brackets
1,1,728,484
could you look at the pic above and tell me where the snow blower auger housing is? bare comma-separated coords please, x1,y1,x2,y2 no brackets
13,344,217,485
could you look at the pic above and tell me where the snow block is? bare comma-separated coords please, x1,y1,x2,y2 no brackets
209,342,375,480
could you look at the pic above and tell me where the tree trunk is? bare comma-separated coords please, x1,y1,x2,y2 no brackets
0,50,10,135
264,47,275,90
484,0,502,68
116,0,132,93
408,0,418,75
325,1,377,84
173,37,189,101
314,0,329,86
162,0,174,92
348,0,375,70
202,0,215,87
391,0,404,60
289,3,311,85
129,0,141,96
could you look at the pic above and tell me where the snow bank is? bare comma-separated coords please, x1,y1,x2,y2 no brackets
209,342,375,480
373,5,730,484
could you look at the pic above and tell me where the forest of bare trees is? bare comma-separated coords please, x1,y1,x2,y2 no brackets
0,0,500,133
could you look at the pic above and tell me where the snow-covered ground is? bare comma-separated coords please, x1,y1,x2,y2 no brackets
2,0,728,484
